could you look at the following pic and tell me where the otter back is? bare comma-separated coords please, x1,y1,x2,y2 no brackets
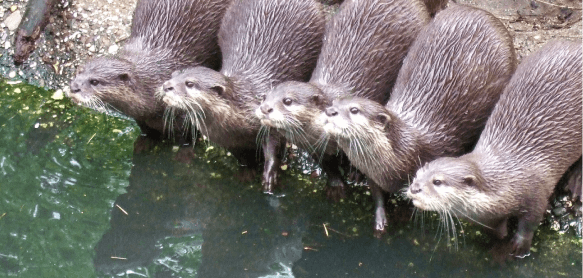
388,4,516,157
126,0,228,70
476,40,582,176
311,0,430,103
218,0,326,113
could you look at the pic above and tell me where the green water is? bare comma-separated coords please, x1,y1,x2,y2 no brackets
0,81,581,278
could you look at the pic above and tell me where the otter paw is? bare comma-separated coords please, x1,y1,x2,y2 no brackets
510,233,532,258
373,207,388,238
261,171,279,194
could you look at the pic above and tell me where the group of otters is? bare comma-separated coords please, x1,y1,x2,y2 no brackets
67,0,581,259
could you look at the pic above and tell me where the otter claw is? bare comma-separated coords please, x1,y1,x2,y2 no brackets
373,206,388,238
510,233,532,258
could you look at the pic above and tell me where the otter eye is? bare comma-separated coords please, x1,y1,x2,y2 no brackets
89,79,99,86
185,81,195,88
283,98,292,106
433,179,442,186
350,107,359,114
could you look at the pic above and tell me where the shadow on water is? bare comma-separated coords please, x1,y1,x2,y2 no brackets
93,141,306,277
0,82,581,278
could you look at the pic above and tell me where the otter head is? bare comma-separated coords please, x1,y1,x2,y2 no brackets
160,66,233,110
407,156,487,216
255,81,327,130
159,66,234,131
69,56,139,115
322,97,392,142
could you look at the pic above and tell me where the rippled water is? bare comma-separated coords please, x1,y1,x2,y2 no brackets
0,82,581,278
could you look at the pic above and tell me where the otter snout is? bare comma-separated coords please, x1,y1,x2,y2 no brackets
162,82,174,94
70,80,82,94
260,104,273,115
409,182,423,194
325,107,338,117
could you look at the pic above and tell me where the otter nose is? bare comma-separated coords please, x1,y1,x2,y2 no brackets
70,81,81,94
326,107,338,117
163,83,174,93
409,183,422,194
260,104,273,115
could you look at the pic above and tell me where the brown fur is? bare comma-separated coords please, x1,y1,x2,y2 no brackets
321,4,516,233
324,4,516,193
563,157,582,200
158,0,326,191
255,0,429,199
407,40,582,257
68,0,230,139
160,0,325,147
257,0,430,155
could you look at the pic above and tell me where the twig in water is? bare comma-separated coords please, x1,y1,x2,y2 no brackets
115,204,128,215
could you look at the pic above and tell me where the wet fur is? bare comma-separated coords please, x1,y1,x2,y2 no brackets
327,4,517,193
258,0,430,155
69,0,229,138
161,0,325,148
408,40,582,257
159,0,326,191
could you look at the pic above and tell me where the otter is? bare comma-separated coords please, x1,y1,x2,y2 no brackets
406,40,582,258
255,0,430,200
321,4,516,235
68,0,230,140
158,0,326,192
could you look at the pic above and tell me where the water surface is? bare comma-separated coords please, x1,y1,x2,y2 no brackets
0,82,580,277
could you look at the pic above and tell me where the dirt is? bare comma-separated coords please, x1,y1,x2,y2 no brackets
0,0,581,92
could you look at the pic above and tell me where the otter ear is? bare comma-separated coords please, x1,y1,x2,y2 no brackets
376,113,391,128
210,85,226,96
462,175,476,187
256,93,266,102
311,94,323,105
311,94,329,109
118,73,130,82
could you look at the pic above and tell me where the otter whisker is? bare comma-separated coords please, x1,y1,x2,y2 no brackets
312,131,330,164
184,100,206,134
285,116,312,153
446,211,458,250
291,124,313,153
162,106,176,139
450,207,493,231
256,125,270,160
256,125,270,153
452,213,466,246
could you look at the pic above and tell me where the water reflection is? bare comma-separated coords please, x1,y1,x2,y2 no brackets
94,140,305,277
92,140,583,277
0,83,580,278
